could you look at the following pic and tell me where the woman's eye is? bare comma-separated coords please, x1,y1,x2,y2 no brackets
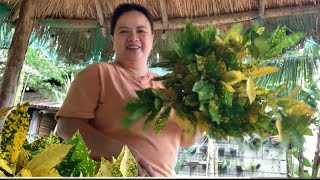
138,30,147,33
119,30,128,34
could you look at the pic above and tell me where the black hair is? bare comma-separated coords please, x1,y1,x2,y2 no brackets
110,3,154,35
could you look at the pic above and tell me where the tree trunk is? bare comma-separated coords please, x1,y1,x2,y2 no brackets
286,144,293,177
0,0,35,131
312,127,320,178
298,148,304,178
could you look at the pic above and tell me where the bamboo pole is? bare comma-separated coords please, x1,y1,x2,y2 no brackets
0,0,35,131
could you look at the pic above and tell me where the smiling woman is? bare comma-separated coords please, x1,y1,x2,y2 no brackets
54,3,202,177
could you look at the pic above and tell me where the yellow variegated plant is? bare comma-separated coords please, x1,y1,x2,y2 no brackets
0,103,139,177
122,21,315,148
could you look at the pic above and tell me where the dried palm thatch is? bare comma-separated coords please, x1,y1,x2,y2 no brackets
0,0,319,64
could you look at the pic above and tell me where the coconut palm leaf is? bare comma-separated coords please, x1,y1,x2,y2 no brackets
257,38,320,99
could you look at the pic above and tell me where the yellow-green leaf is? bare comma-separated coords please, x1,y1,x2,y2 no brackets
0,159,13,174
249,66,279,78
221,71,245,85
17,168,32,177
220,81,235,93
120,145,138,177
0,170,6,177
288,86,301,98
95,157,112,177
26,144,73,175
246,77,256,104
109,148,125,177
0,106,14,121
276,119,282,141
32,168,61,177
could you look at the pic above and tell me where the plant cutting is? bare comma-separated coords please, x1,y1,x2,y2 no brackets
122,21,315,149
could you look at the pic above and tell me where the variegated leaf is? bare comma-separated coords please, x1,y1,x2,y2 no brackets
0,106,14,121
32,168,61,177
95,157,112,177
26,144,73,175
0,102,30,171
17,168,32,177
0,159,13,174
0,170,6,177
120,145,138,177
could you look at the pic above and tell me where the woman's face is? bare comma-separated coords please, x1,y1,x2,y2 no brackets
112,10,153,65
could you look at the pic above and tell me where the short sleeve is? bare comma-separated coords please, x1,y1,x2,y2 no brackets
55,63,102,120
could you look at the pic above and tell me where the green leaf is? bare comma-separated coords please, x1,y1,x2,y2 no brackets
303,158,312,167
136,89,155,102
65,131,89,162
154,97,163,110
192,81,205,92
71,157,99,177
193,81,215,101
121,100,152,128
254,37,270,56
55,131,90,177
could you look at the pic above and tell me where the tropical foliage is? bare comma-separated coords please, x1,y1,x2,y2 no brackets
0,48,83,102
122,21,315,148
0,102,138,177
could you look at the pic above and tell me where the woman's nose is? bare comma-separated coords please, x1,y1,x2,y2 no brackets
127,32,138,42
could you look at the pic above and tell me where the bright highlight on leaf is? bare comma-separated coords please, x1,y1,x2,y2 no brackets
249,66,279,77
246,77,256,104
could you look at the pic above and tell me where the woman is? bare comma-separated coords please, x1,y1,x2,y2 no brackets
55,3,202,177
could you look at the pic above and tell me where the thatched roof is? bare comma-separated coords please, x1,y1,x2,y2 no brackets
0,0,319,65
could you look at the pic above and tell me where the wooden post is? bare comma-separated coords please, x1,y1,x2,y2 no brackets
94,0,107,37
0,0,35,131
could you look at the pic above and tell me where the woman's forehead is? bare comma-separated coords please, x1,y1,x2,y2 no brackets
115,11,151,29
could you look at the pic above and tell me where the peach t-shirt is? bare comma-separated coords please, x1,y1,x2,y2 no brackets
55,62,183,176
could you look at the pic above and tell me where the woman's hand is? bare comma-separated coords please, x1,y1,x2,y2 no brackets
130,148,156,177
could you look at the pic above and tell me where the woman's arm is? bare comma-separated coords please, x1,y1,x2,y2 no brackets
56,116,123,161
56,117,155,176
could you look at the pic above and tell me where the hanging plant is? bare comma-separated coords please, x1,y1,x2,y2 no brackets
122,21,315,148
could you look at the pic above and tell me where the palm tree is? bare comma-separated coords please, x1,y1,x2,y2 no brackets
257,38,320,178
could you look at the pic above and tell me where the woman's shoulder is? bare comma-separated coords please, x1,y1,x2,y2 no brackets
81,62,115,74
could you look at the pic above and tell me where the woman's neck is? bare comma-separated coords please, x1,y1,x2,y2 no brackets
115,60,149,77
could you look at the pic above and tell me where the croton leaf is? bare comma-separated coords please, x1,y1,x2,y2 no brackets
119,145,138,177
154,107,171,134
95,157,112,177
71,157,98,177
246,77,256,104
249,66,279,78
26,144,72,176
0,102,30,171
